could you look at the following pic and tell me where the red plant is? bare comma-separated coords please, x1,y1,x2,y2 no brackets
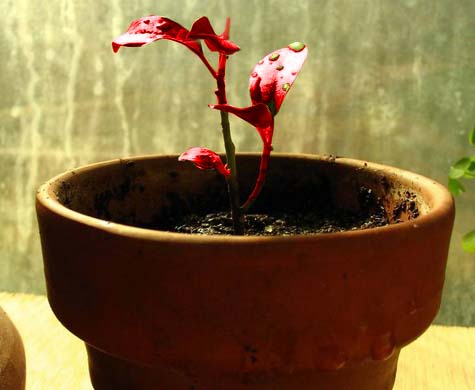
113,15,307,234
178,147,231,177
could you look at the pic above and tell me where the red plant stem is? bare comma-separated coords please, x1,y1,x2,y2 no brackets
199,53,218,79
216,53,245,234
242,143,272,211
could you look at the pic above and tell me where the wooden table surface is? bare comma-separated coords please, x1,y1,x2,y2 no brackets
1,292,473,390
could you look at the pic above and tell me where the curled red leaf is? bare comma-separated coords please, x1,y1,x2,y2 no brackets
178,147,230,177
249,42,308,114
210,103,274,146
112,16,203,56
188,16,240,55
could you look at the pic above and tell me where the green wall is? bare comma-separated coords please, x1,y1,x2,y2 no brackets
0,0,474,325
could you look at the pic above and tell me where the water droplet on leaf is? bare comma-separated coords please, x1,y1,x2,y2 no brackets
282,83,290,91
258,60,264,65
251,72,258,78
276,65,284,71
288,41,306,52
269,52,280,61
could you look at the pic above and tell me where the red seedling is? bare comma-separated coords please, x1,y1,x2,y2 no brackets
113,15,307,234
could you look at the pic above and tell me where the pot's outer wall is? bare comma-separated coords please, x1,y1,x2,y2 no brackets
36,154,454,386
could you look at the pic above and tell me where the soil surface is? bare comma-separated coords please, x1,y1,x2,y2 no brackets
173,207,389,236
170,185,391,236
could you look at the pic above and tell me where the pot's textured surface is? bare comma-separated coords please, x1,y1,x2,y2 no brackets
0,307,26,390
36,154,454,389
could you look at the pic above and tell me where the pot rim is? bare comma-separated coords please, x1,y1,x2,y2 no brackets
36,153,454,244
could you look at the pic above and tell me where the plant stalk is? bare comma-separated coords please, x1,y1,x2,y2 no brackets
216,53,245,234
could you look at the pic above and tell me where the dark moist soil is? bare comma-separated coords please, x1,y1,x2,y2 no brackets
174,210,389,236
173,201,389,236
172,186,390,236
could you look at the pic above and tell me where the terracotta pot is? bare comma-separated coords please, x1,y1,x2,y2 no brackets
0,307,26,390
36,154,454,389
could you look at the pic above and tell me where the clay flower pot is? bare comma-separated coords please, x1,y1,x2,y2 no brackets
36,154,454,389
0,307,26,390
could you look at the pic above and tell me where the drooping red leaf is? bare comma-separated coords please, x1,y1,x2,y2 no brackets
209,103,273,130
249,42,308,114
188,16,240,55
241,143,272,210
178,147,230,177
112,16,203,56
210,103,274,146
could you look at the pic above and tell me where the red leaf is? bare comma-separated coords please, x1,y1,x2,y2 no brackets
210,103,274,145
249,42,308,114
112,16,203,56
178,147,230,177
221,17,231,40
210,103,272,129
242,143,272,210
188,16,240,55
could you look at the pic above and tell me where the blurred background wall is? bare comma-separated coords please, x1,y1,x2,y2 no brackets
0,0,474,325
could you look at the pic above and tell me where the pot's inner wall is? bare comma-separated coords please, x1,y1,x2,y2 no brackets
52,155,426,229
